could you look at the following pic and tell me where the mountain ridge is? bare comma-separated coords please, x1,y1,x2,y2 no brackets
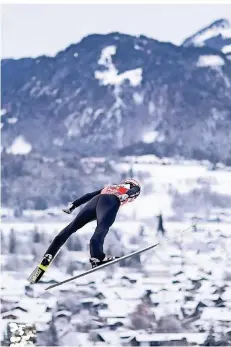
183,18,231,57
2,31,231,160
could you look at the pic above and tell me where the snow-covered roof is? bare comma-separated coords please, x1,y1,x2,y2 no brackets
201,307,231,321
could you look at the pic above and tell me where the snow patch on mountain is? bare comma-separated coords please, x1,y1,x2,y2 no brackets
93,108,104,120
95,45,142,86
6,136,32,155
53,138,64,147
118,68,142,87
197,55,225,67
134,44,143,51
98,45,116,65
7,118,18,124
142,131,165,144
66,108,95,138
222,44,231,54
193,25,231,46
148,101,155,114
0,109,7,117
183,19,231,47
143,131,159,143
95,66,142,87
133,92,144,105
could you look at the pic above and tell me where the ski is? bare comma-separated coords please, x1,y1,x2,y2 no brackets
45,224,194,290
45,242,159,290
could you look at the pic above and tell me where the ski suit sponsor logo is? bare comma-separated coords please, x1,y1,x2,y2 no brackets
101,185,130,205
44,254,52,263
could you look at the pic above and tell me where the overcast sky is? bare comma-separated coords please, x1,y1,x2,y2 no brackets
2,3,231,58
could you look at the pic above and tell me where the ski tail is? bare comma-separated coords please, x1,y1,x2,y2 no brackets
28,254,53,284
27,266,45,284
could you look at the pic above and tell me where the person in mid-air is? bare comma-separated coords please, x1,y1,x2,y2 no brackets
28,179,141,284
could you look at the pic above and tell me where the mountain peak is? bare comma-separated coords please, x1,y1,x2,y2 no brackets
182,18,231,54
209,18,230,29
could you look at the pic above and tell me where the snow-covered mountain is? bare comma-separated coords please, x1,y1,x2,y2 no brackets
183,19,231,58
2,32,231,161
2,24,231,207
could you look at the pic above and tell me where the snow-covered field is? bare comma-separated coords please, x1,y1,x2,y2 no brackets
2,157,231,222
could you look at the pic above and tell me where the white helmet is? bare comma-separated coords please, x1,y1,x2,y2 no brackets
123,178,141,189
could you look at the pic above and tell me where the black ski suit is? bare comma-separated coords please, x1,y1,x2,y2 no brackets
45,186,140,261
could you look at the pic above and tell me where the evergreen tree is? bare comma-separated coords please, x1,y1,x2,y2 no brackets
33,227,40,243
9,229,17,254
1,231,6,254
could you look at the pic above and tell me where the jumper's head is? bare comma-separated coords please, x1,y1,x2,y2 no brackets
123,178,141,189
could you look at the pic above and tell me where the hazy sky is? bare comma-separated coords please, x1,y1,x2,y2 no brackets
2,3,231,58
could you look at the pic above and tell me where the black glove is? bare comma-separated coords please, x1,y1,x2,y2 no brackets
62,203,76,214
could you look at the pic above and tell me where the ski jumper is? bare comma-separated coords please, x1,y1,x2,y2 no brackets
45,184,140,261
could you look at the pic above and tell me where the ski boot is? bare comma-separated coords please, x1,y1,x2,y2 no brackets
28,254,53,284
89,255,119,269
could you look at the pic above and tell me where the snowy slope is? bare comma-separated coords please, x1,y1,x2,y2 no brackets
116,157,231,221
